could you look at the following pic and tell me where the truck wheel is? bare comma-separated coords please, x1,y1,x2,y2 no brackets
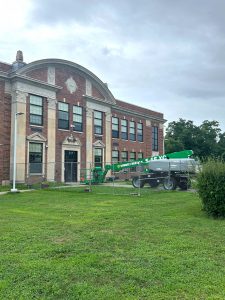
132,177,145,188
149,180,159,188
163,177,177,190
178,180,191,190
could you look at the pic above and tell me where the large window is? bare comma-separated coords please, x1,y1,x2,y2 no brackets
121,119,128,140
30,95,43,125
112,117,119,138
137,123,143,142
152,126,159,151
73,106,83,132
112,150,119,163
121,151,128,162
94,148,103,167
29,143,43,174
94,111,103,135
129,121,136,141
58,102,69,129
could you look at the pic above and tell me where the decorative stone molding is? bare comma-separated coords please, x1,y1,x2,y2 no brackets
159,123,164,129
86,79,92,96
65,76,77,94
12,81,56,99
62,135,81,147
13,90,28,104
27,132,47,142
48,66,55,85
47,97,57,109
93,140,105,148
146,120,151,127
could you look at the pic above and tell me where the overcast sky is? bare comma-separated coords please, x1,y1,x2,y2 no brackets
1,0,225,131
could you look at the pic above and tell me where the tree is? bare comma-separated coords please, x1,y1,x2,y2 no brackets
165,119,224,159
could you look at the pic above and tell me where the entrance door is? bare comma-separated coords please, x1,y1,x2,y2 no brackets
64,150,77,182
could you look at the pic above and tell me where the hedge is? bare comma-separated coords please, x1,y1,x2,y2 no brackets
197,160,225,218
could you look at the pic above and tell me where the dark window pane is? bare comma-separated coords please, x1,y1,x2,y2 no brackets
30,115,42,125
58,119,69,130
112,130,119,138
29,143,43,174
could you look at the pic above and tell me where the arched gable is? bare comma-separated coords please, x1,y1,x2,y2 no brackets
16,59,116,105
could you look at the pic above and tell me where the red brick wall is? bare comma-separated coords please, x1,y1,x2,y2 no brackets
0,80,11,182
26,67,48,82
92,85,105,99
0,62,11,72
116,99,163,119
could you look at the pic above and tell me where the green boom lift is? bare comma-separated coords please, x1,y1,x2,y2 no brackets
81,150,194,190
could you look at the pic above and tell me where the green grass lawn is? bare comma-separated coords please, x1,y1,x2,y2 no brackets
0,188,225,299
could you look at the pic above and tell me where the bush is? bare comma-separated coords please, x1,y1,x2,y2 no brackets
197,159,225,218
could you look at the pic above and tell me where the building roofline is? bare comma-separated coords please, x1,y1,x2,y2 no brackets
15,58,116,105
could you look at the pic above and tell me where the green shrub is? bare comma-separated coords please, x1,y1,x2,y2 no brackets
197,160,225,218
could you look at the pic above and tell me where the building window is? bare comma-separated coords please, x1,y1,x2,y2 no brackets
112,150,119,163
152,126,159,151
94,111,103,135
137,123,143,142
58,102,69,130
130,152,136,172
94,148,103,168
129,121,136,141
121,119,128,140
121,151,128,162
138,152,144,159
73,106,83,132
29,143,43,174
30,95,43,125
112,117,119,138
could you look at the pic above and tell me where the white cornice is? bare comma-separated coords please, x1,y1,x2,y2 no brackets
10,73,62,92
84,94,115,106
113,105,166,123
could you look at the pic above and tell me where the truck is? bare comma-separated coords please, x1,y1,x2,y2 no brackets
81,149,197,190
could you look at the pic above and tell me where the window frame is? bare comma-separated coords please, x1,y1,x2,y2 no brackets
130,152,136,172
58,102,69,130
112,150,119,164
152,126,159,151
73,105,83,132
94,148,103,168
121,119,128,140
29,95,43,126
29,142,43,174
138,152,144,159
137,122,143,142
112,117,119,138
94,111,103,135
121,151,128,162
129,121,136,141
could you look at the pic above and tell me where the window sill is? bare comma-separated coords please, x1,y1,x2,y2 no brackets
30,124,43,128
58,128,70,132
29,173,43,176
73,130,83,134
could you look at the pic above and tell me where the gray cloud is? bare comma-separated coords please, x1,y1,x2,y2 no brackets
4,0,225,130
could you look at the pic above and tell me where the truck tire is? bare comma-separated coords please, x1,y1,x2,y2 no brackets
149,180,159,188
178,179,191,190
163,177,177,190
132,177,145,188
